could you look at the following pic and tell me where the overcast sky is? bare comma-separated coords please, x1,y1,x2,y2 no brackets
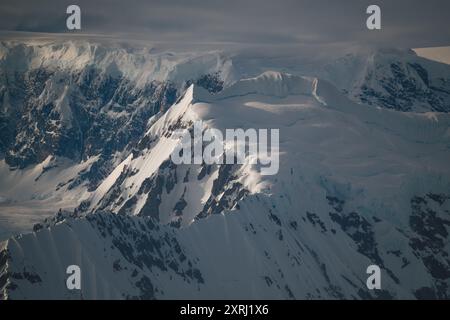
0,0,449,48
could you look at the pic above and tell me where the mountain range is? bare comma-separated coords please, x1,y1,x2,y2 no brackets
1,40,450,299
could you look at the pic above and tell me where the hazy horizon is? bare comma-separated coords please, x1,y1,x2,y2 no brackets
1,0,450,48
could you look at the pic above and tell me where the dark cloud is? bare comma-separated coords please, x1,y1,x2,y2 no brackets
0,0,449,47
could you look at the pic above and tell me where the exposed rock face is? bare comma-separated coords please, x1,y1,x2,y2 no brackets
2,66,178,170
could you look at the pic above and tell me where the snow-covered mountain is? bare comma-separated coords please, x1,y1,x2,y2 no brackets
321,48,450,112
0,40,230,237
1,40,450,299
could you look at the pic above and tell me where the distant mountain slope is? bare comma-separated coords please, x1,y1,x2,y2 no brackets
321,48,450,112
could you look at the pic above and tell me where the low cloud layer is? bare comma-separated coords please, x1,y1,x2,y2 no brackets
1,0,449,48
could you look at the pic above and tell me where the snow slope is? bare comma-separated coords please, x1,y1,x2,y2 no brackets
0,156,98,240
